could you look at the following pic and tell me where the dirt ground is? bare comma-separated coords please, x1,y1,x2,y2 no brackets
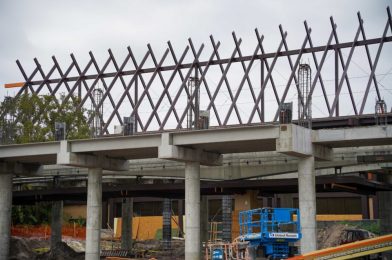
10,223,374,259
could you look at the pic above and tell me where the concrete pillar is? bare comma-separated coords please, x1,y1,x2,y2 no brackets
298,156,316,254
162,198,172,249
185,161,200,260
121,197,133,251
85,168,102,260
200,195,209,244
50,200,63,247
102,200,108,229
178,199,184,237
0,173,12,260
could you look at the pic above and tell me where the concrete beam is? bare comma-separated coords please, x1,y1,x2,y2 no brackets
277,124,332,160
57,141,129,171
70,134,161,153
172,125,279,145
0,141,59,158
314,125,392,147
159,133,222,166
0,162,40,175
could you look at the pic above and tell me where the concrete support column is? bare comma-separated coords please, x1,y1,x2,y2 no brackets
185,161,200,260
162,198,172,249
178,200,184,237
0,173,12,260
50,200,63,247
298,156,316,254
85,168,102,260
121,197,133,251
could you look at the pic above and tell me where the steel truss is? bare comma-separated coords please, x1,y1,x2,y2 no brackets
11,7,392,134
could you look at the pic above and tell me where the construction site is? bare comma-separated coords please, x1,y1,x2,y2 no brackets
1,2,392,260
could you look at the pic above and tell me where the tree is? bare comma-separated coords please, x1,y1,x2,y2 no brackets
0,93,91,225
0,93,91,144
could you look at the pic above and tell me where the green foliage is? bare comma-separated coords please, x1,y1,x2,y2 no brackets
11,203,52,225
0,93,90,144
67,217,87,227
2,94,92,225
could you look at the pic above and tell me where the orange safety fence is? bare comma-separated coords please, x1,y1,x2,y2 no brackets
11,224,86,240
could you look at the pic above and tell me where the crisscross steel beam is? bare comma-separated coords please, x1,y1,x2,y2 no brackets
8,7,392,135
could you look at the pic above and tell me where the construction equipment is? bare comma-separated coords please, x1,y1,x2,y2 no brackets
239,208,301,259
341,228,372,245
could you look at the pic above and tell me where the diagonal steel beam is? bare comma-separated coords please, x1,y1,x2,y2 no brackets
255,29,281,107
273,28,310,121
107,49,144,130
86,48,133,127
62,54,93,106
167,41,196,123
160,44,204,131
101,50,151,133
51,56,74,95
359,10,391,114
248,33,287,124
209,36,241,125
329,17,359,116
278,25,301,102
176,40,221,129
357,12,381,101
330,18,362,116
304,21,333,115
188,38,222,125
34,58,56,95
232,32,262,121
207,37,242,124
224,34,262,125
143,44,190,132
15,60,38,96
147,44,180,125
70,54,108,134
128,47,165,128
89,52,122,125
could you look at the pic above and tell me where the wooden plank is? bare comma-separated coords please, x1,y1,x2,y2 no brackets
4,82,25,88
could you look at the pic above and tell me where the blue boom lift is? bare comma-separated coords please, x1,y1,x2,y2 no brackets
239,208,301,259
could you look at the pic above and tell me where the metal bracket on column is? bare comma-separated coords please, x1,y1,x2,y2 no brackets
56,140,129,170
276,124,332,161
158,133,223,166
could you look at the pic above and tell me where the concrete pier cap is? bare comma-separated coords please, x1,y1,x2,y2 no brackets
276,124,332,161
57,140,129,170
158,132,223,166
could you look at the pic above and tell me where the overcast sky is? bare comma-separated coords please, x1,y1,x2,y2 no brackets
0,0,391,129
